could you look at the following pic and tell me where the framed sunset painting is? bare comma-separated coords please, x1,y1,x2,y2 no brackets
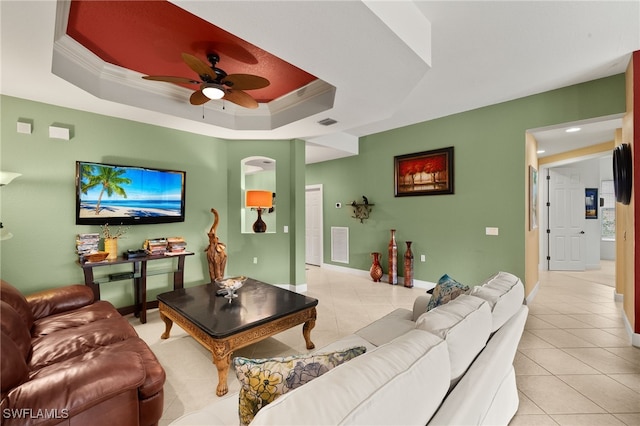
394,147,454,196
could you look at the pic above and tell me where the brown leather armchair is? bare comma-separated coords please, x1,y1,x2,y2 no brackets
1,280,165,426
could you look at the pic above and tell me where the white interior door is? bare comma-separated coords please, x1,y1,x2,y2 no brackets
305,185,323,266
548,168,586,271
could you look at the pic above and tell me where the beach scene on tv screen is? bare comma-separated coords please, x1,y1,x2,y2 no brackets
78,163,183,219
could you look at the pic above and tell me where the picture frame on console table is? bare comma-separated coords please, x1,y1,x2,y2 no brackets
394,146,454,196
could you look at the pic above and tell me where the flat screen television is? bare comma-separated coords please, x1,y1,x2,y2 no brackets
76,161,186,225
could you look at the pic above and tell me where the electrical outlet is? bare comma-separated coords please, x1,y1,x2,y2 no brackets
420,254,426,262
253,257,258,264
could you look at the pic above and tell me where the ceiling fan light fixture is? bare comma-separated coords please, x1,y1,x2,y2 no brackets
202,84,225,100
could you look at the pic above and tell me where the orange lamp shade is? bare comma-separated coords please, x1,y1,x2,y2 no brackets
245,190,273,208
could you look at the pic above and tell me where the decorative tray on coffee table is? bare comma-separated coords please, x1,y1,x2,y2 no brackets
214,276,247,302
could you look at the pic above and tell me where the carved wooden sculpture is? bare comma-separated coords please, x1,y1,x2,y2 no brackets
206,208,227,282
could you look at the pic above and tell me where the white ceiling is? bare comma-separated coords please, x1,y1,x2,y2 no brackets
530,114,624,159
2,1,639,164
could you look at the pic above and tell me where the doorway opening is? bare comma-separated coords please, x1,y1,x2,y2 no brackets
529,114,622,275
305,184,323,266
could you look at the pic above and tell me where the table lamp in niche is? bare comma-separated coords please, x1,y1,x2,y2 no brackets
245,190,273,233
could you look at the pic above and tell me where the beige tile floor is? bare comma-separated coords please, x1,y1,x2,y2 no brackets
511,262,640,426
131,263,640,426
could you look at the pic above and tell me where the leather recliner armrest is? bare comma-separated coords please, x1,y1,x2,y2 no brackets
412,294,432,321
2,351,146,425
26,285,95,320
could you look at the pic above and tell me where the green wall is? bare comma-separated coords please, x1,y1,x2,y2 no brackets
226,139,306,286
306,74,626,285
0,95,305,308
0,74,626,303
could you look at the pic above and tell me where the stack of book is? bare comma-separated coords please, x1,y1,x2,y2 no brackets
167,237,187,253
76,233,100,261
144,238,168,255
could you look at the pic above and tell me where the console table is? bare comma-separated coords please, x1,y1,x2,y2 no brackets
78,252,193,323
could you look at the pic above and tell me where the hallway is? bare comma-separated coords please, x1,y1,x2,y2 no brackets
512,263,639,425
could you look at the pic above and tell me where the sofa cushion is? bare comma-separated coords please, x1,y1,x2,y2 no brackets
412,294,432,321
28,336,165,399
355,308,414,347
31,300,122,337
0,301,32,359
426,274,470,312
29,316,138,370
0,330,29,392
415,294,492,386
233,346,366,425
469,271,524,332
5,351,146,425
428,305,529,426
0,280,34,329
250,330,450,426
26,284,95,321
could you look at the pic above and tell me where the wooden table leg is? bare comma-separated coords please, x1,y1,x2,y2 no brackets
82,268,100,300
160,311,173,339
212,342,232,396
139,261,147,324
303,318,316,350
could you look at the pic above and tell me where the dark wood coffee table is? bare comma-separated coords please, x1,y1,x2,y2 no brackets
157,278,318,396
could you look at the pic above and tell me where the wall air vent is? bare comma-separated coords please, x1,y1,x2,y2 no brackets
318,118,338,126
330,226,349,264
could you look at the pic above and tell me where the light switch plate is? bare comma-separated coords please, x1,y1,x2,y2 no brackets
486,227,499,236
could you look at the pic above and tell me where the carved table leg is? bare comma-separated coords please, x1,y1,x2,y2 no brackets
160,312,173,340
303,318,316,350
213,346,232,397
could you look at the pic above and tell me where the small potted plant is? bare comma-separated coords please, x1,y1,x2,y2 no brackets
101,224,129,260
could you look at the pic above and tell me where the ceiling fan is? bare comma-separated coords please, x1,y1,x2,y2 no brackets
142,52,270,109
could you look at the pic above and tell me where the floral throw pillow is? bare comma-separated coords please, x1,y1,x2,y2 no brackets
233,346,366,425
426,274,470,312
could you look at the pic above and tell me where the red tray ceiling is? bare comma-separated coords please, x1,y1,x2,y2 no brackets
66,0,316,103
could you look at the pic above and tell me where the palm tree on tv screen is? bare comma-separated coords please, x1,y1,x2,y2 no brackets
81,165,132,215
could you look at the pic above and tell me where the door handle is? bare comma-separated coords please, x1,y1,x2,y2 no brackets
579,231,585,234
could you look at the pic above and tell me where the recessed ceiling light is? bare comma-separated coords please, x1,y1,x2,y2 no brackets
537,150,545,154
565,127,581,133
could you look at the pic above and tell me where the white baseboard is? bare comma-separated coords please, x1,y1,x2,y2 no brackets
273,283,308,293
525,281,540,305
621,311,640,348
321,262,436,290
613,289,624,302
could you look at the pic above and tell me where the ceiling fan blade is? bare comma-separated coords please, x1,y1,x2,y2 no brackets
190,90,210,105
222,74,270,90
181,53,215,80
142,75,201,85
223,89,259,109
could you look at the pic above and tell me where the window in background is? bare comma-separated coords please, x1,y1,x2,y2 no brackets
600,180,615,240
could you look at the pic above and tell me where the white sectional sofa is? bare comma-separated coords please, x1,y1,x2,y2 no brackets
172,271,528,426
